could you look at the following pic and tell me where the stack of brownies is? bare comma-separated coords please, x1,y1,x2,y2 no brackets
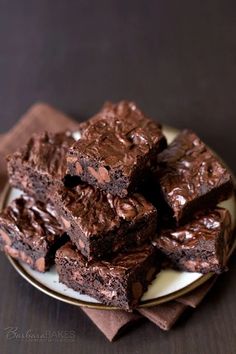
0,101,234,311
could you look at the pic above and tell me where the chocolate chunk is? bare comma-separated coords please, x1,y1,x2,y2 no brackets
132,282,143,299
35,257,46,272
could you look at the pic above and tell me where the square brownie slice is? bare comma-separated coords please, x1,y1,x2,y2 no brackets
154,207,232,274
56,241,161,310
67,101,167,197
0,195,66,272
7,131,76,202
156,130,233,224
53,183,157,260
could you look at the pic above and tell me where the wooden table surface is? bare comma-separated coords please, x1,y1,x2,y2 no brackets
0,1,236,353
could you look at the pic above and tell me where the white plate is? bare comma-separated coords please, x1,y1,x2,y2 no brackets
5,126,236,309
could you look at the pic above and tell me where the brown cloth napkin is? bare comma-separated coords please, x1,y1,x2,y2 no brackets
0,103,219,341
81,277,216,340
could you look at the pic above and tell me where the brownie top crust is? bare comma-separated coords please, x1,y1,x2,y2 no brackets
55,184,157,236
56,241,157,278
7,131,75,179
0,195,63,251
156,129,233,220
68,101,165,176
155,207,231,251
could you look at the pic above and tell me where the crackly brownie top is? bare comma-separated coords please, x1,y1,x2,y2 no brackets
56,241,157,278
0,195,63,250
156,129,232,218
8,131,75,179
55,183,157,236
155,208,231,251
68,101,166,175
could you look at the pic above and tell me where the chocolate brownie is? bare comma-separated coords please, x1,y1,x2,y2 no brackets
67,101,167,197
154,207,232,274
155,130,233,224
0,195,66,272
7,131,76,202
56,241,161,310
53,183,158,260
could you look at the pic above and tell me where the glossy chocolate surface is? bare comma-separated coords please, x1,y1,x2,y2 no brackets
8,131,75,179
156,129,233,221
155,207,231,251
56,241,157,278
68,100,166,176
0,195,64,251
55,183,157,237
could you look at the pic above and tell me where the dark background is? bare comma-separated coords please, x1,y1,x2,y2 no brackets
0,1,236,353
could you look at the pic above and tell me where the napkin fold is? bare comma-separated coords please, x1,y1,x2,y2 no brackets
81,308,143,342
0,103,220,341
